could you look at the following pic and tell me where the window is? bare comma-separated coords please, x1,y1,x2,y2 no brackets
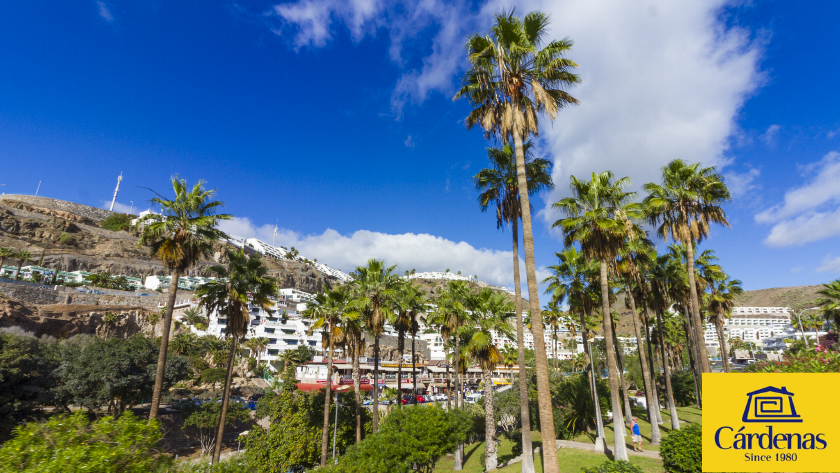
268,338,278,345
285,339,298,346
282,329,296,335
268,349,279,356
220,328,226,334
218,318,227,325
265,328,275,334
309,341,316,346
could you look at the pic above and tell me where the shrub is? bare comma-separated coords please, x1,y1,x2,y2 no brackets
101,213,134,232
58,232,74,245
0,331,57,438
581,460,644,473
668,370,696,406
199,367,228,385
0,411,170,473
551,373,609,434
660,423,701,473
743,350,840,373
175,399,250,454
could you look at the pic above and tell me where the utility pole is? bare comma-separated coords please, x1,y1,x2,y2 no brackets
35,181,42,196
109,173,123,212
273,219,278,247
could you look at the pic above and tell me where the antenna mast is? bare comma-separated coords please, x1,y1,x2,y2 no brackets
109,173,123,212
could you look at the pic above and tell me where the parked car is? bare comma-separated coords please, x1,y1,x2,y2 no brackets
249,394,265,402
401,395,416,405
423,395,433,403
433,393,447,401
415,395,426,403
362,399,373,406
465,393,483,404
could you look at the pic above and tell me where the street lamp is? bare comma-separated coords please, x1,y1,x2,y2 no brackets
790,307,820,349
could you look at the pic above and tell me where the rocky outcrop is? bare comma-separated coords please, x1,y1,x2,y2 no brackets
0,195,114,223
0,199,96,225
0,295,159,339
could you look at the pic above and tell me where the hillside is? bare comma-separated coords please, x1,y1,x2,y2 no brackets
731,284,823,312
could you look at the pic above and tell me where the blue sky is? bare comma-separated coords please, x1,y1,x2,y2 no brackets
1,0,839,295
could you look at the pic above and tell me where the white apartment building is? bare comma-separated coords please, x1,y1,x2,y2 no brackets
229,236,352,283
701,307,825,353
144,275,217,291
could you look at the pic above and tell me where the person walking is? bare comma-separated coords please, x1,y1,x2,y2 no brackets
630,417,643,452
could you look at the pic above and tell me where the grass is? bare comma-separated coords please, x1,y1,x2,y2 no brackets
571,406,702,452
434,407,701,472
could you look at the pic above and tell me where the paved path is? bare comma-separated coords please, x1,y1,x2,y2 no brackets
498,439,660,468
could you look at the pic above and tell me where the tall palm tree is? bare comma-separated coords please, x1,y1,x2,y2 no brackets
338,295,366,443
306,287,348,467
542,246,605,439
461,288,515,472
816,279,840,329
644,159,732,381
553,171,644,461
0,247,15,273
455,11,580,470
542,299,563,373
85,271,114,288
112,275,131,291
244,336,271,366
14,250,33,279
349,259,399,432
474,141,552,472
197,250,276,464
502,345,518,379
139,177,231,420
705,276,742,373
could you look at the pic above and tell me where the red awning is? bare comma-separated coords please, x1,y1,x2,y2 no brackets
296,383,374,392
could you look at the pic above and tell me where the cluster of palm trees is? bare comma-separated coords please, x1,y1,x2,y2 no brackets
84,271,135,291
0,247,34,280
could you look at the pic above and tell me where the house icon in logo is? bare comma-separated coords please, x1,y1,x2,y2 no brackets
742,386,803,423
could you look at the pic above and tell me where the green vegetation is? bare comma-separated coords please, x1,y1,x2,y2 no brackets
0,411,170,473
581,460,644,473
101,213,135,231
0,329,56,437
176,399,250,455
659,424,701,473
572,407,701,453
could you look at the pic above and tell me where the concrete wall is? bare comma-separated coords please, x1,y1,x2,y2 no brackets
0,195,116,223
0,280,179,310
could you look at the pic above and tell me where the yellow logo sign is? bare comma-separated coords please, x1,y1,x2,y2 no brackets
703,373,840,472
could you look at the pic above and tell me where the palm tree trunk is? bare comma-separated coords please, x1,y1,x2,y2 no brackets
511,220,535,473
352,337,362,443
685,242,712,377
453,340,463,471
149,268,180,420
580,312,605,438
483,368,497,471
512,128,558,472
681,311,702,409
642,311,664,425
628,291,659,443
446,361,451,411
412,328,417,399
655,308,680,430
599,260,629,461
611,319,633,426
211,334,238,464
716,320,730,373
397,331,404,410
320,320,335,467
372,335,380,432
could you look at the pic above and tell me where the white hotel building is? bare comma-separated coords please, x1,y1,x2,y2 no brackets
701,307,826,353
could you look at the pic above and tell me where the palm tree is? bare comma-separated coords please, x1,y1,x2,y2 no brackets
644,159,732,381
85,271,114,288
182,306,209,331
306,287,348,467
112,275,131,291
816,279,840,329
705,276,742,373
474,140,552,471
138,177,231,420
14,250,33,279
244,337,271,366
102,312,119,339
542,246,605,440
337,295,366,443
349,259,399,432
461,288,515,471
553,171,644,461
197,250,276,465
170,332,197,355
502,345,518,379
455,11,580,471
0,247,14,274
542,299,563,373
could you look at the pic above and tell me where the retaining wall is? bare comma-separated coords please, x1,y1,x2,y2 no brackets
0,195,115,223
0,280,186,310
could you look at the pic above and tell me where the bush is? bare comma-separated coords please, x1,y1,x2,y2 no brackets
175,399,250,454
581,460,644,473
551,373,609,434
0,411,170,473
199,367,228,385
58,232,74,245
101,213,135,232
743,350,840,373
0,330,57,438
660,423,701,473
668,370,696,407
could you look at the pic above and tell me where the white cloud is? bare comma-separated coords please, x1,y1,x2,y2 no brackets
100,201,137,214
828,128,838,139
817,254,840,273
725,167,761,198
404,135,415,148
762,124,781,145
755,151,840,247
97,1,114,22
216,216,538,290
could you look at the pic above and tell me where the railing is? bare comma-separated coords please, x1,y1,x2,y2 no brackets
157,299,193,308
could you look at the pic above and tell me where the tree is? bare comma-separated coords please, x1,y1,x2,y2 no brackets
137,176,231,420
461,287,515,471
169,332,197,356
112,275,131,291
474,141,552,471
816,279,840,329
85,271,115,288
455,11,581,470
101,312,119,340
182,306,209,331
552,171,644,461
705,276,742,373
306,287,349,466
0,247,14,273
392,280,427,401
175,399,250,455
244,337,271,366
197,250,277,464
53,334,189,417
13,250,33,279
542,299,562,372
0,330,57,438
0,411,170,473
644,159,732,383
348,259,400,433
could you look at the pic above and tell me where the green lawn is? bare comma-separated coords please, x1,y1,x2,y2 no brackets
434,430,665,473
571,406,702,452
